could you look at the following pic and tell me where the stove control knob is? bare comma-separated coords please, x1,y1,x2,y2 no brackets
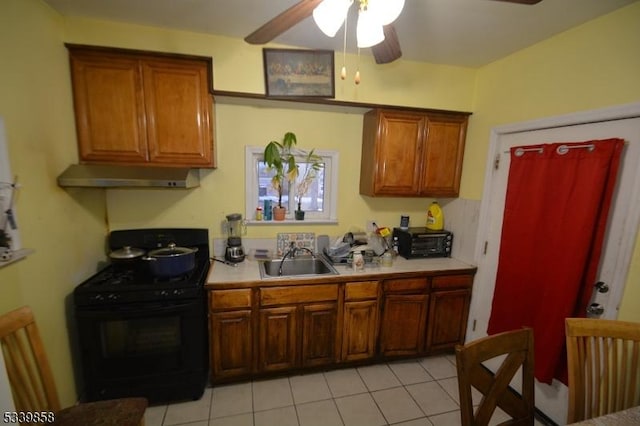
92,294,104,302
107,293,119,301
160,290,170,297
173,289,184,296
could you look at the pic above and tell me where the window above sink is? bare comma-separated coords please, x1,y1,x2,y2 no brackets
245,147,339,224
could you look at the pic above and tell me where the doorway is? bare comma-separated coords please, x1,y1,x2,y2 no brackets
470,102,640,423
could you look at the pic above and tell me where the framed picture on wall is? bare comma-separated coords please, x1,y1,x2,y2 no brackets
263,48,335,98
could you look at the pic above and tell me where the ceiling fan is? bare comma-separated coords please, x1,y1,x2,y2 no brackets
244,0,543,65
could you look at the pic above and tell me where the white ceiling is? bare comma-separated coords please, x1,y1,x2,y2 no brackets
42,0,637,67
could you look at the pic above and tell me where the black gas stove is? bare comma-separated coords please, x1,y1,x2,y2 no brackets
73,228,211,403
74,228,210,306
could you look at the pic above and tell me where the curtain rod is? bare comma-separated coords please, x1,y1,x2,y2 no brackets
505,143,595,156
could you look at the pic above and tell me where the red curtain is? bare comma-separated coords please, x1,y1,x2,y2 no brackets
487,138,624,384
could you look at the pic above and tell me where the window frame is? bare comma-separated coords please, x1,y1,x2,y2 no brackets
245,146,339,224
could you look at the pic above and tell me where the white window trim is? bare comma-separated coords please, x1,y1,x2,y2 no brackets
245,146,339,225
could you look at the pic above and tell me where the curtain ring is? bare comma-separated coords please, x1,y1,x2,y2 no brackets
557,145,569,155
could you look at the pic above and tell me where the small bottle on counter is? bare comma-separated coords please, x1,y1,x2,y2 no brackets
381,251,393,267
255,206,263,221
263,200,272,220
352,251,365,272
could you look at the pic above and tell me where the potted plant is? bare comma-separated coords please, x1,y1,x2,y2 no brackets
263,132,321,221
294,150,322,220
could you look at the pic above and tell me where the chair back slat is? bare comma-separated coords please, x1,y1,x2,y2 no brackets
456,328,535,426
0,306,61,414
3,332,40,411
566,318,640,423
628,341,640,407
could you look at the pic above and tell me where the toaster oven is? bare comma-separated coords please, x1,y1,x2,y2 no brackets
393,227,453,259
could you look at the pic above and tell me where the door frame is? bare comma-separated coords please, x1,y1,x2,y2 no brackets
470,102,640,423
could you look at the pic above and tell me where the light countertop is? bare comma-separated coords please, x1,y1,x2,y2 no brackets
206,256,476,288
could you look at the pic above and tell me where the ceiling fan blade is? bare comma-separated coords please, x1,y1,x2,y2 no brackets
371,25,402,64
245,0,324,44
490,0,543,4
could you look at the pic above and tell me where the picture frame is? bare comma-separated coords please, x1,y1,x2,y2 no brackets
263,48,335,98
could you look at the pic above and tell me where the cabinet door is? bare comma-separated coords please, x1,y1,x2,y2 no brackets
259,306,298,372
302,303,337,367
142,58,214,167
380,294,429,356
420,114,467,197
425,289,471,352
361,110,425,196
342,300,378,362
69,52,149,163
210,310,253,380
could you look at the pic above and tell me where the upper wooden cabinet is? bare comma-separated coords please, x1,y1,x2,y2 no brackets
67,45,215,168
360,109,468,197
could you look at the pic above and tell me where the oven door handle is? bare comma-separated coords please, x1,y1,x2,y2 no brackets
76,301,201,318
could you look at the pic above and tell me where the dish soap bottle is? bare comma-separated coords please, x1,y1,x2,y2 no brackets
352,251,365,272
426,201,444,230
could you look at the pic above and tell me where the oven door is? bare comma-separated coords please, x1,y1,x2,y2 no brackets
75,299,207,400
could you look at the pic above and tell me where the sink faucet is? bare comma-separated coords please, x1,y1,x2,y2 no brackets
278,242,315,276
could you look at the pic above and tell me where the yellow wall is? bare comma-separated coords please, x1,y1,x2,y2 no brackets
0,0,107,405
467,2,640,321
1,0,639,406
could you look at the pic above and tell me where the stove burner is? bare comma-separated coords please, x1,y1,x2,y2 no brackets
153,272,191,283
91,269,137,286
85,265,195,287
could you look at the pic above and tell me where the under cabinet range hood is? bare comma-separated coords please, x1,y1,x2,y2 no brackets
57,164,200,188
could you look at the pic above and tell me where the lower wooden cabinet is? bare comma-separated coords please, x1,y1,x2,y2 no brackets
258,303,338,372
259,306,298,372
341,281,379,362
425,289,471,352
208,270,475,383
425,274,473,353
208,289,254,380
259,285,339,373
302,303,338,367
209,310,253,379
379,294,429,356
342,300,378,361
379,277,429,356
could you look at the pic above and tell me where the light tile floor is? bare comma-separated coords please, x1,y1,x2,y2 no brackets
144,354,550,426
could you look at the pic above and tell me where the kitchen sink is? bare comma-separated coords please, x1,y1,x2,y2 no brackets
260,257,338,278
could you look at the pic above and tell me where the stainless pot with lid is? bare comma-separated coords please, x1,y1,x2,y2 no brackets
143,243,198,278
109,246,146,261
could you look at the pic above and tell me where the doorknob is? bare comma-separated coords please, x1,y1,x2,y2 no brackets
594,281,609,293
586,303,605,316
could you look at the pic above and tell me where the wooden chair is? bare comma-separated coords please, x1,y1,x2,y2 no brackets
565,317,640,423
0,306,147,426
455,328,535,426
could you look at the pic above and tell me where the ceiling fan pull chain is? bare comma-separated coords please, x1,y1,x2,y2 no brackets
341,5,348,80
355,48,361,85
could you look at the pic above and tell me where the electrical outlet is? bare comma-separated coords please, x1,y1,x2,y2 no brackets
366,220,376,232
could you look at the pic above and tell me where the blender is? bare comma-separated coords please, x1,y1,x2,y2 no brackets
224,213,246,263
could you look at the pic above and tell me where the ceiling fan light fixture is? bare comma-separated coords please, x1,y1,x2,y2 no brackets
356,8,385,48
313,0,352,37
368,0,405,25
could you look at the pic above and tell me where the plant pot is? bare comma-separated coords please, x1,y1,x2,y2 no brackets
295,210,305,220
273,206,286,221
